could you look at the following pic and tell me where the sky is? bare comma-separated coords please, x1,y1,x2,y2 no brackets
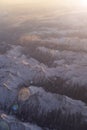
0,0,86,6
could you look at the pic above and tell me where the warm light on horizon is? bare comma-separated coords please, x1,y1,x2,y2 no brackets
0,0,85,6
1,0,87,10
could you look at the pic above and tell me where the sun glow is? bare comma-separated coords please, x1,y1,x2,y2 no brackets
1,0,87,9
80,0,87,7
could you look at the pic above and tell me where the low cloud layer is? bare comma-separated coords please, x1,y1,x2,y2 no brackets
1,6,87,130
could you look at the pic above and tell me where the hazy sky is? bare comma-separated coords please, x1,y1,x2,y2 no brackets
0,0,87,12
0,0,85,6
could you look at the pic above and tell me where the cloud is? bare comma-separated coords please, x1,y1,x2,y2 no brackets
20,34,41,43
37,46,87,85
1,4,87,130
